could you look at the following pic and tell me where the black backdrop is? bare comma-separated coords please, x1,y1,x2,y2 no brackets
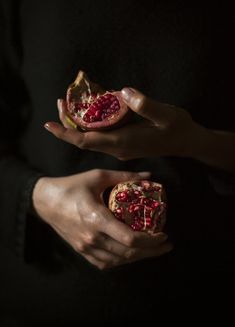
0,1,234,325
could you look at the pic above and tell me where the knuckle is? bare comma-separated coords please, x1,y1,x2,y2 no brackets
104,243,113,253
136,95,147,112
125,249,136,260
75,242,88,253
123,235,136,247
116,148,128,161
113,135,123,147
97,262,109,271
78,142,85,150
55,129,65,140
92,168,106,179
89,211,104,228
122,171,137,180
89,210,99,220
84,233,98,246
77,136,87,149
97,258,122,270
112,259,122,267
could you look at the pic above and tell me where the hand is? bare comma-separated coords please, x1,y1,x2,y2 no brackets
45,88,199,160
32,169,173,270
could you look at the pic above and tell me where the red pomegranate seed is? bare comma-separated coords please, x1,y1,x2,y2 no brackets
151,201,160,209
128,204,141,214
109,180,166,233
144,206,152,215
131,221,143,231
145,217,152,227
115,191,129,202
114,207,124,220
141,198,152,206
66,71,130,131
82,93,120,123
133,190,141,197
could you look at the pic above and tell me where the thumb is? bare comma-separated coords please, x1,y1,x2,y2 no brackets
121,87,172,126
93,169,151,190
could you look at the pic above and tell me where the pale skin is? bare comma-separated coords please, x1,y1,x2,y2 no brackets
37,87,234,270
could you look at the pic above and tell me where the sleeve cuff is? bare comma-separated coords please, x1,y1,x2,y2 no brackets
15,171,45,259
0,155,45,260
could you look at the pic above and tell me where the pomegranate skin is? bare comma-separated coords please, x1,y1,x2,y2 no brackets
108,180,167,234
66,71,130,131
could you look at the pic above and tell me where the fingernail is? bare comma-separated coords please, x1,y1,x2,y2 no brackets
137,171,151,178
121,87,136,102
44,123,51,131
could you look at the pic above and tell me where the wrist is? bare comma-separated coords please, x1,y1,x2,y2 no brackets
32,176,56,224
179,122,213,160
186,126,235,172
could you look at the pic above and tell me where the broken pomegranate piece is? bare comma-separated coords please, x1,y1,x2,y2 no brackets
66,71,129,130
108,180,167,234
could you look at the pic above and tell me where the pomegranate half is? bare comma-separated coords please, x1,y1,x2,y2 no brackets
66,71,129,130
109,180,167,233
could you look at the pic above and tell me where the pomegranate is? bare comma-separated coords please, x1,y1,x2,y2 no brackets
66,71,129,130
108,180,167,234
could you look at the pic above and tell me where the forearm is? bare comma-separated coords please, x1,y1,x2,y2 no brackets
185,123,235,173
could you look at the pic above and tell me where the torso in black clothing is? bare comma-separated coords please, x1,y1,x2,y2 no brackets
1,1,235,324
20,1,209,175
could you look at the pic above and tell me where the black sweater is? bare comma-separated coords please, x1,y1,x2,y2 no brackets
0,0,234,324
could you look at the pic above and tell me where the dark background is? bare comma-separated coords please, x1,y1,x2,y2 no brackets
0,1,235,325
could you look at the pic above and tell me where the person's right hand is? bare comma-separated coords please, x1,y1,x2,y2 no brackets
32,169,173,270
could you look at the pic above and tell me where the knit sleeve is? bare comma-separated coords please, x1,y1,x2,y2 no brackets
0,156,45,258
0,0,46,259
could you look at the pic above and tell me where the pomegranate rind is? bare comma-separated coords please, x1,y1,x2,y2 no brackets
66,71,129,131
108,180,167,234
67,71,105,103
65,115,77,129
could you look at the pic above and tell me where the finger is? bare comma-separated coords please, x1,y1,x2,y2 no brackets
82,252,121,270
44,121,86,146
100,207,141,247
56,98,123,151
121,241,174,265
129,231,169,248
81,253,106,270
67,122,151,154
139,241,174,259
99,206,167,248
79,130,117,151
57,99,77,129
83,242,173,269
121,87,174,126
44,121,116,153
105,220,169,249
98,234,138,259
57,99,71,128
85,247,122,265
88,169,151,190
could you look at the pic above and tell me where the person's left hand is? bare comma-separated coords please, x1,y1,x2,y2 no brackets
45,88,200,160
